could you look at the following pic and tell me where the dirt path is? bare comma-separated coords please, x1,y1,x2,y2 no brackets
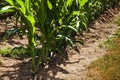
0,6,120,80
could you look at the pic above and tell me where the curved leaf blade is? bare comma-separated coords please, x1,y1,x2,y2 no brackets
47,0,52,10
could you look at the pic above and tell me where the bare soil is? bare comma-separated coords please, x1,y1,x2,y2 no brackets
0,6,120,80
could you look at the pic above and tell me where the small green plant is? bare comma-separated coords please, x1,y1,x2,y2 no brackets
10,46,29,58
115,30,120,37
104,29,120,49
114,16,120,26
0,47,28,58
104,37,115,49
0,47,11,57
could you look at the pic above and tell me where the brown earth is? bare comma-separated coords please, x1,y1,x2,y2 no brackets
0,5,120,80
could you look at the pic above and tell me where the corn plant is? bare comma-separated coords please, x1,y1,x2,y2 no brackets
0,0,80,79
0,0,119,80
33,0,80,76
0,0,37,79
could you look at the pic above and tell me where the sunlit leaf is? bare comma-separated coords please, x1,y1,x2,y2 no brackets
47,0,52,10
5,0,14,6
16,0,26,14
79,0,88,7
66,0,73,7
25,0,30,12
0,6,14,14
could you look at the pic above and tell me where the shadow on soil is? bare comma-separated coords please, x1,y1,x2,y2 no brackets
0,53,80,80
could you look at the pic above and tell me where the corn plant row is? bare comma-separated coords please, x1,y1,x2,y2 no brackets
0,0,119,80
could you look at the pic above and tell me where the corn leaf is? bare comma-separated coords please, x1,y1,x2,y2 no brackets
82,21,88,31
0,6,14,14
5,0,14,6
47,0,52,10
66,0,73,7
60,25,78,34
25,0,30,12
16,0,26,14
26,14,36,46
2,28,19,41
79,0,88,7
57,34,73,45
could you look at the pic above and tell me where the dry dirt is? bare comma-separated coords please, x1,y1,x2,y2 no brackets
0,6,120,80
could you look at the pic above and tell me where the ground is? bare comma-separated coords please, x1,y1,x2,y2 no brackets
0,6,120,80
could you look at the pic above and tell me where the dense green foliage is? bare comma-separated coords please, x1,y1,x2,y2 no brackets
0,0,119,79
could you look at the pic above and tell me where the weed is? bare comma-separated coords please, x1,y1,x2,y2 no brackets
114,16,120,26
0,47,11,57
0,47,29,58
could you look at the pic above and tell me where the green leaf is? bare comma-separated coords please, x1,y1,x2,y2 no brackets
26,14,36,46
2,28,19,41
0,6,14,14
66,0,73,7
57,34,73,45
5,0,14,6
72,11,80,15
79,0,88,7
16,0,26,14
47,0,52,10
25,0,30,12
82,21,88,31
27,14,35,27
60,25,78,34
